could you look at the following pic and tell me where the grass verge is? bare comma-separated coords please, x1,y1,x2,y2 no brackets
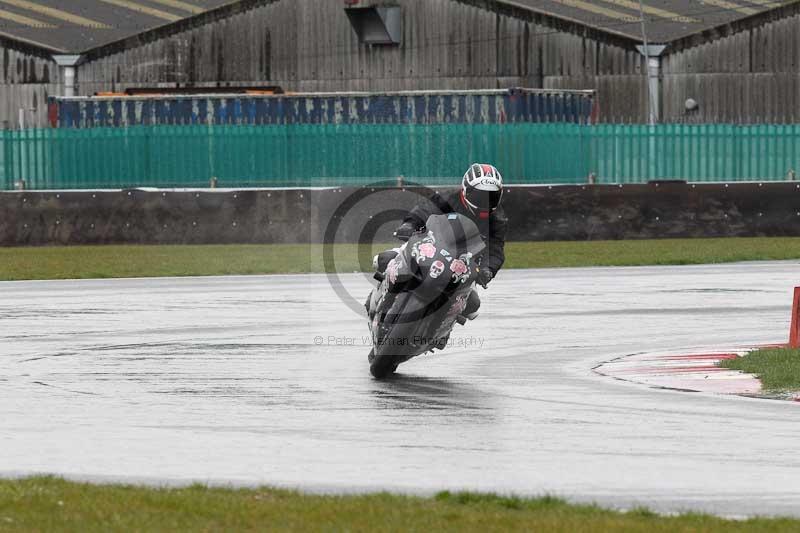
719,347,800,392
0,237,798,281
0,476,798,532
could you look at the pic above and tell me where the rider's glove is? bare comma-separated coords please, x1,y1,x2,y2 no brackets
477,269,493,288
393,221,417,242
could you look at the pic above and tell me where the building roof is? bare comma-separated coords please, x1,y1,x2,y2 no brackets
0,0,236,52
0,0,795,55
501,0,797,42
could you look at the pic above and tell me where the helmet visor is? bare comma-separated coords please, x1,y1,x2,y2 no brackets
466,189,502,211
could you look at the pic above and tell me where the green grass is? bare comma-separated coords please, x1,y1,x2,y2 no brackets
0,477,798,532
0,237,799,281
719,347,800,392
503,237,800,269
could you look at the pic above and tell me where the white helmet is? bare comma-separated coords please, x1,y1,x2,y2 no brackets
461,163,503,216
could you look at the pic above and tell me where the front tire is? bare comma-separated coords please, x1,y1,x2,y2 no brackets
368,348,396,376
369,295,422,379
369,351,398,379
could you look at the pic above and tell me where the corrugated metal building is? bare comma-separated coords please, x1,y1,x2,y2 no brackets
1,0,799,128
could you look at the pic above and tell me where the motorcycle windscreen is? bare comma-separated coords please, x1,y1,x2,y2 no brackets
424,213,486,258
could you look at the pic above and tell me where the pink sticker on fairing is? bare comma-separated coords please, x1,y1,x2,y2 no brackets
386,258,400,284
418,242,436,259
450,259,468,275
445,294,467,319
429,260,445,279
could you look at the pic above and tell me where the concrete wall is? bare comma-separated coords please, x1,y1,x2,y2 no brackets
1,183,799,246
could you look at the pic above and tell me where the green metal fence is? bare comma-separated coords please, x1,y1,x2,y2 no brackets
2,123,799,190
590,124,800,183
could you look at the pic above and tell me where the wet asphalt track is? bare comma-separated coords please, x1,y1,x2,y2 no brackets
1,261,800,518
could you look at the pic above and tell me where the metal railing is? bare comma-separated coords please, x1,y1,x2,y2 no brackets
2,123,799,190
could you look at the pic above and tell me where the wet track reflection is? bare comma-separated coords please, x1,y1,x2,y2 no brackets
1,262,800,517
371,375,490,412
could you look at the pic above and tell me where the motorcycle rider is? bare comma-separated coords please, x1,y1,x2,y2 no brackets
393,163,507,318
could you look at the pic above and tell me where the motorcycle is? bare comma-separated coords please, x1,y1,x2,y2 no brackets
365,213,486,378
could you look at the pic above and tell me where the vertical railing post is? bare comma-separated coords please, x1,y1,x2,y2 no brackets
792,124,799,181
790,287,800,348
0,129,7,191
16,130,28,188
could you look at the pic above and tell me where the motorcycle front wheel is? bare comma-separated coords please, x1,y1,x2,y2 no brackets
367,348,398,378
369,293,423,379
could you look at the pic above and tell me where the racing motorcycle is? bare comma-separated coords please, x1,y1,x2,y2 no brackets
365,213,485,378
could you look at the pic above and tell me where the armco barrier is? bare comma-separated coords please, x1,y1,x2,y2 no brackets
1,182,799,246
